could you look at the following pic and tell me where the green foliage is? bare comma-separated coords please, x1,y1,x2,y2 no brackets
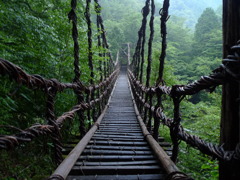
0,0,223,179
0,0,108,178
158,0,222,29
150,5,222,179
151,10,222,177
195,8,220,41
0,138,56,180
193,8,222,60
100,0,144,59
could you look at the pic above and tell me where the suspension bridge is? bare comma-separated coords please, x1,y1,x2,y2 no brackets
1,0,240,180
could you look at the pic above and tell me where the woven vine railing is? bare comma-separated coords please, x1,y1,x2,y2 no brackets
1,0,240,179
129,0,240,166
0,0,120,165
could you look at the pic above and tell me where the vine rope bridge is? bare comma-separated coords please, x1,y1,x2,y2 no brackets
1,0,240,180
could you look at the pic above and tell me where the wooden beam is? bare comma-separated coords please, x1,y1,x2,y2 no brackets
49,76,119,179
128,79,180,175
220,0,240,179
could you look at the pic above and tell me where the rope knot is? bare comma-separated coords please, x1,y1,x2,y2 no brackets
141,1,150,16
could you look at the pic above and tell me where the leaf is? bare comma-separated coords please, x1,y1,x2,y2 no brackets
20,93,31,102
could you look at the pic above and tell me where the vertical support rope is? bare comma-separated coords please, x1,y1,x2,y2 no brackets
94,0,114,74
95,2,103,118
68,0,86,137
139,0,150,84
69,0,80,83
95,1,103,82
156,0,169,86
94,0,111,107
85,0,95,126
153,0,170,140
127,43,131,66
146,91,154,132
136,0,150,114
133,28,143,78
85,0,94,85
153,90,162,140
170,90,183,162
144,0,155,127
145,0,155,88
46,88,63,165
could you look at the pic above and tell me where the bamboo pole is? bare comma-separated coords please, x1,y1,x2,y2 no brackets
49,75,119,179
128,78,179,174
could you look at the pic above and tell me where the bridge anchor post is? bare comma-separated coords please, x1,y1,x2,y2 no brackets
220,0,240,179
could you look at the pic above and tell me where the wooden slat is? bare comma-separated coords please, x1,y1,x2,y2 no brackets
85,145,151,150
97,130,142,133
49,73,119,179
100,121,139,124
75,160,158,166
92,134,144,139
61,73,173,179
67,174,165,180
128,75,180,175
82,149,153,155
70,165,162,175
77,155,156,161
94,132,143,136
90,137,144,141
88,140,148,146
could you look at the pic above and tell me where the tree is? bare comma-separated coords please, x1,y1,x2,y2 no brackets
193,8,221,57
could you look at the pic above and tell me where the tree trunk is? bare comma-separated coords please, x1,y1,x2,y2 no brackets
220,0,240,179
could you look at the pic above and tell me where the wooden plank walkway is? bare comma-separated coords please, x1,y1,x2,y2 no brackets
66,72,167,180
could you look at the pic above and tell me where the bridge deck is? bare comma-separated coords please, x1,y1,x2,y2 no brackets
66,73,167,180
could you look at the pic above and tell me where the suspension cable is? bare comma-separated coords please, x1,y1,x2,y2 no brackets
156,0,170,86
139,0,150,83
144,0,155,129
68,0,86,136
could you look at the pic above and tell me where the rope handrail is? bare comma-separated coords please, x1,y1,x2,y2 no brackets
128,67,226,97
0,58,119,94
129,68,240,162
0,68,119,148
129,0,240,170
0,0,120,167
1,0,240,178
0,58,82,92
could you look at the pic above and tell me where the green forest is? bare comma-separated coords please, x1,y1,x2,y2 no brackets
0,0,223,179
99,1,223,178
